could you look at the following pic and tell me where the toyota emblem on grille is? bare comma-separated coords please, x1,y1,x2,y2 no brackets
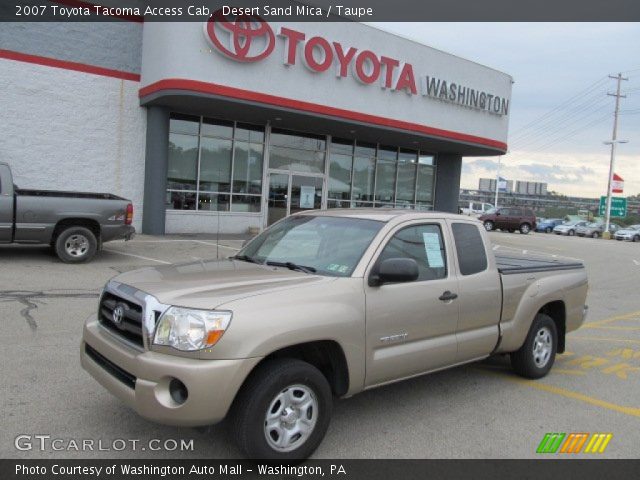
112,304,125,326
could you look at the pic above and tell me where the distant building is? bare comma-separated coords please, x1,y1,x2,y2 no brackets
479,177,514,193
515,181,547,196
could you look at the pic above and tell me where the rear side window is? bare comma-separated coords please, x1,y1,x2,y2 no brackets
378,224,447,281
452,223,488,276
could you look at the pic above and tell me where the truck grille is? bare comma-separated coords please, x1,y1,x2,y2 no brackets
98,291,144,347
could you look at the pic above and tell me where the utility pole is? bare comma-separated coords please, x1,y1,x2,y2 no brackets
603,73,628,238
494,155,502,208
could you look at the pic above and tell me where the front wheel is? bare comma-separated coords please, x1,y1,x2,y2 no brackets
545,227,552,233
568,229,575,236
519,223,531,234
230,358,332,460
484,221,494,232
511,313,557,379
54,226,97,263
592,232,600,239
633,235,640,243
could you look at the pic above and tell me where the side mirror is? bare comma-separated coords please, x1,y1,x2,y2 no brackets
369,258,419,286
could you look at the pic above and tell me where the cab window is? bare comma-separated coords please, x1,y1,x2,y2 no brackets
378,224,447,281
452,223,488,275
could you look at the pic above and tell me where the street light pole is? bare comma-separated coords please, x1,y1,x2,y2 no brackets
603,73,628,238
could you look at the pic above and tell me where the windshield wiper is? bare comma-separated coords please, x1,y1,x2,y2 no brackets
266,261,317,274
232,254,261,264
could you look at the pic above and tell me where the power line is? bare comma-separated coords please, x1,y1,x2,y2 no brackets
508,76,609,138
510,100,612,150
507,113,612,159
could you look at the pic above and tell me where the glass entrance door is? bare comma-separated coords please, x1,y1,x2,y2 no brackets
266,172,325,226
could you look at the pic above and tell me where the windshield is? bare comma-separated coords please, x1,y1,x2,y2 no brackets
586,222,601,227
237,215,384,277
626,225,640,230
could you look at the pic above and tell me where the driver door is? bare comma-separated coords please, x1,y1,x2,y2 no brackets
364,220,459,387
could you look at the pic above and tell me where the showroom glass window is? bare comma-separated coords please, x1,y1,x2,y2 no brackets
167,114,264,212
269,128,326,174
328,139,436,210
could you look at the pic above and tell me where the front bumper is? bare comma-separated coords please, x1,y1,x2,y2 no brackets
81,315,261,427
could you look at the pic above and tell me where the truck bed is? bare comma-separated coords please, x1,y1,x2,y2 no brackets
16,188,125,201
496,253,584,275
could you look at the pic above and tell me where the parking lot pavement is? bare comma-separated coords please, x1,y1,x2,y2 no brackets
1,231,639,459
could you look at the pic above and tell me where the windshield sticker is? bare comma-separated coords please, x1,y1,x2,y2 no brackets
422,232,445,268
327,263,349,274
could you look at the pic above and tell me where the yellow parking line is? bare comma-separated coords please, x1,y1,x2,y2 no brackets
584,325,640,331
569,336,640,345
585,310,640,327
552,369,587,376
480,370,640,418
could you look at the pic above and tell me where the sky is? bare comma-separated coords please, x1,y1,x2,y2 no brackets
369,23,640,198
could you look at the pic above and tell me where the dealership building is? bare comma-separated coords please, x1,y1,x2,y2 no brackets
1,17,512,234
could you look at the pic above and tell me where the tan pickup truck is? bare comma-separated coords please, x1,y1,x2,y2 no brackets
81,209,588,459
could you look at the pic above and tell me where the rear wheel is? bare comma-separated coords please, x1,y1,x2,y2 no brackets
54,226,97,263
483,221,494,232
511,313,557,379
568,229,575,236
230,358,332,460
519,223,531,234
633,235,640,243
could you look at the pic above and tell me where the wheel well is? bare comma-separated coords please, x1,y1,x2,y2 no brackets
253,341,350,397
539,301,566,353
52,218,100,244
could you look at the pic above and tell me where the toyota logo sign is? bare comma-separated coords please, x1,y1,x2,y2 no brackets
205,10,275,62
112,304,125,327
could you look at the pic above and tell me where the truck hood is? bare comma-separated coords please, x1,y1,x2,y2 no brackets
111,259,332,309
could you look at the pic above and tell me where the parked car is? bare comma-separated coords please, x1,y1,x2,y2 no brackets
478,206,537,234
82,209,588,460
0,163,135,262
576,222,619,238
553,220,588,236
614,224,640,242
536,218,565,233
459,201,494,216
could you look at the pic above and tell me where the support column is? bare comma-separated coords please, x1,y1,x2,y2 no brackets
142,106,169,235
434,153,462,213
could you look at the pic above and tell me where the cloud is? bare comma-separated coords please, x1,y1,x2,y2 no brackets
516,163,596,184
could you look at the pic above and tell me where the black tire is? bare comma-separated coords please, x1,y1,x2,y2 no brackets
592,232,599,239
519,223,531,234
511,313,558,379
54,226,97,263
230,358,332,461
633,235,640,243
508,229,515,233
568,229,575,236
483,221,494,232
545,227,552,233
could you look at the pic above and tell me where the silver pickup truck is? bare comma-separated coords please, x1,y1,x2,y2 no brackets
81,209,588,459
0,163,135,262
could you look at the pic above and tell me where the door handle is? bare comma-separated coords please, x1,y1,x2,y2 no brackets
438,291,458,301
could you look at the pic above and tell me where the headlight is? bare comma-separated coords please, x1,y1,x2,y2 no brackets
153,307,232,351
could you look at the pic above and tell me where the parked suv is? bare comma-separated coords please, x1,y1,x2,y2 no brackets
479,207,537,234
